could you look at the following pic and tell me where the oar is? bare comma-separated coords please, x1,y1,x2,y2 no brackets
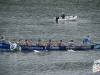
90,42,99,45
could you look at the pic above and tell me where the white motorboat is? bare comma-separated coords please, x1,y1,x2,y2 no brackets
54,16,77,23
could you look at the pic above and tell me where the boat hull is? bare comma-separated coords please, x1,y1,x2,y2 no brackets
58,16,77,21
21,45,100,51
54,16,77,22
0,43,100,51
0,43,20,52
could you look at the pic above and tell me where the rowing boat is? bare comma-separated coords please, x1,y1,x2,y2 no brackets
0,43,100,52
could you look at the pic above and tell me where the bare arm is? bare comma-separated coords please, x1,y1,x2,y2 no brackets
39,42,44,46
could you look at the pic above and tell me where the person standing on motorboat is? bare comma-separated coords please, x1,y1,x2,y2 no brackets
61,13,65,19
55,16,59,23
83,36,90,46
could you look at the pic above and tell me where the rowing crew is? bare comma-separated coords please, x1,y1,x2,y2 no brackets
0,36,90,48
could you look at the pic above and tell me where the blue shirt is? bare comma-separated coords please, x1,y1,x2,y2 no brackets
46,43,51,50
84,37,89,43
36,42,39,46
1,39,6,43
58,43,62,47
69,44,73,47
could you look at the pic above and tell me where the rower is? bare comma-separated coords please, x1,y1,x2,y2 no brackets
12,39,17,43
23,39,29,45
45,39,54,50
36,39,44,46
17,40,22,45
27,40,33,46
55,16,59,23
83,36,90,46
68,40,76,50
57,40,66,49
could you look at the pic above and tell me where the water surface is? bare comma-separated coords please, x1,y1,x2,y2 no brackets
0,0,100,75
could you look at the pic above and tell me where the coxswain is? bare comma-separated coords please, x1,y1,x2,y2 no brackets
83,36,90,46
0,37,6,44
